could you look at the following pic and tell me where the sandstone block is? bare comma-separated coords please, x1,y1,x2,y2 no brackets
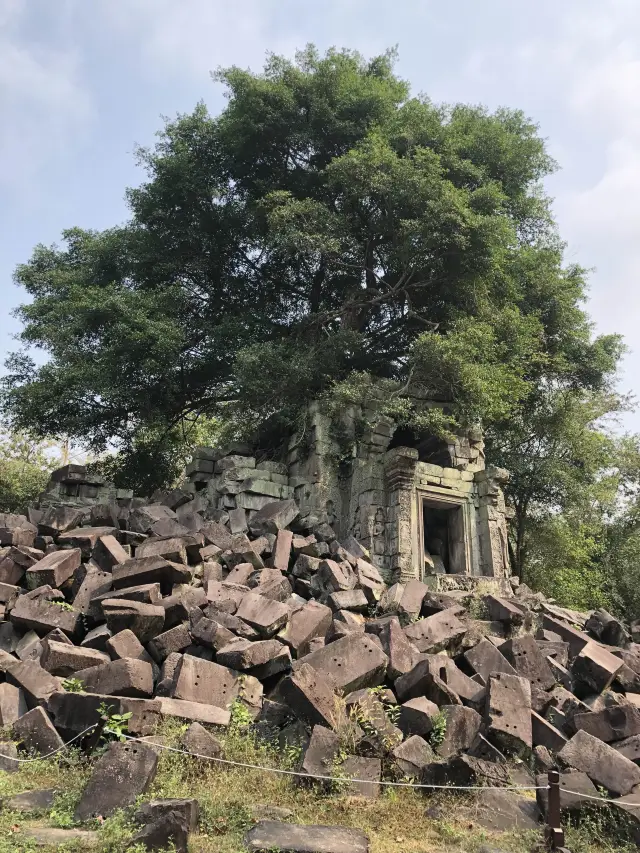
38,505,85,537
301,724,340,782
339,756,381,798
173,654,262,711
379,617,419,680
189,608,236,650
327,589,368,613
248,500,299,536
501,634,555,691
6,660,62,708
157,697,230,727
13,706,64,757
272,528,293,572
295,633,388,693
464,638,516,682
74,658,154,698
134,799,198,853
181,721,222,758
25,548,82,589
279,663,339,729
112,556,191,592
398,697,439,737
148,623,192,662
136,536,188,564
40,639,109,676
278,600,332,658
0,682,27,726
573,704,640,743
92,534,129,571
72,569,113,617
244,821,369,853
572,642,624,694
485,672,532,755
542,615,591,658
484,595,525,624
10,593,83,639
531,710,568,753
101,598,165,644
398,580,428,619
392,735,434,777
74,741,159,820
436,705,483,758
403,608,467,653
558,729,640,795
216,638,286,671
235,592,290,637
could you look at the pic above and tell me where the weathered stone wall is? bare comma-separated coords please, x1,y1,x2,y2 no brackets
279,403,511,585
37,465,133,510
38,404,510,586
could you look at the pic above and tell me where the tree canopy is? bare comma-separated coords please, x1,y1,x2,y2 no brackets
3,46,621,472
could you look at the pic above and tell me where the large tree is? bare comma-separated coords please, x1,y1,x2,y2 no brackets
2,46,622,491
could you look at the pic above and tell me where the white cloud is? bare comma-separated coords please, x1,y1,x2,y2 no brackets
448,0,640,421
0,1,92,201
96,0,300,80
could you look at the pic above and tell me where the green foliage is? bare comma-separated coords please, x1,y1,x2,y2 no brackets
428,711,448,749
487,383,640,613
563,805,639,853
0,431,57,513
49,788,81,828
2,45,614,485
51,600,74,612
61,677,84,693
99,702,132,741
97,809,145,853
228,697,253,734
198,798,253,838
90,414,220,494
599,497,640,620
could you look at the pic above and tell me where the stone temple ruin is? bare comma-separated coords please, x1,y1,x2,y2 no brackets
182,401,511,589
4,400,640,849
36,399,512,592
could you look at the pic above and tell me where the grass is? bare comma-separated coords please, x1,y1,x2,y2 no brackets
0,716,637,853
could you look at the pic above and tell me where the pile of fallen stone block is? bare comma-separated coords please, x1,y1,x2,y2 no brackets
1,487,640,850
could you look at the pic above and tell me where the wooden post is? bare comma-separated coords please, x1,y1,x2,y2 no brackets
546,768,565,850
82,715,108,756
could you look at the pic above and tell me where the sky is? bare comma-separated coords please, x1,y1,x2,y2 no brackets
1,0,640,427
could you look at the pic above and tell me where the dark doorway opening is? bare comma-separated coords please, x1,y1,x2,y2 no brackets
422,499,466,574
387,428,453,467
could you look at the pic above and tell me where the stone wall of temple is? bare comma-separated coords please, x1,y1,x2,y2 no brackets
279,404,511,584
35,402,512,588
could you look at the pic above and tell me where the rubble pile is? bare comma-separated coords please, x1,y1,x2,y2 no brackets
2,461,640,848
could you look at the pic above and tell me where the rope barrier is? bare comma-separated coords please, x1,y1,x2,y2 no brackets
8,722,638,810
559,787,640,808
0,725,98,763
108,730,548,791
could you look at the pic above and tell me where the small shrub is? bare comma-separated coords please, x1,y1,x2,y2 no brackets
99,702,132,741
428,711,448,749
61,677,84,693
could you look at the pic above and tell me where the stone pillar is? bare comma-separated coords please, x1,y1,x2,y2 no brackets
384,447,419,583
475,466,510,578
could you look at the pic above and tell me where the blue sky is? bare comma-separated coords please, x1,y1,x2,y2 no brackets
2,0,640,427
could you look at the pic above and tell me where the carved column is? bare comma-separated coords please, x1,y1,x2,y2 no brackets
476,465,511,577
384,447,419,583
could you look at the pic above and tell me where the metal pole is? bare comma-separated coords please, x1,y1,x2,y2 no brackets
546,768,566,850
